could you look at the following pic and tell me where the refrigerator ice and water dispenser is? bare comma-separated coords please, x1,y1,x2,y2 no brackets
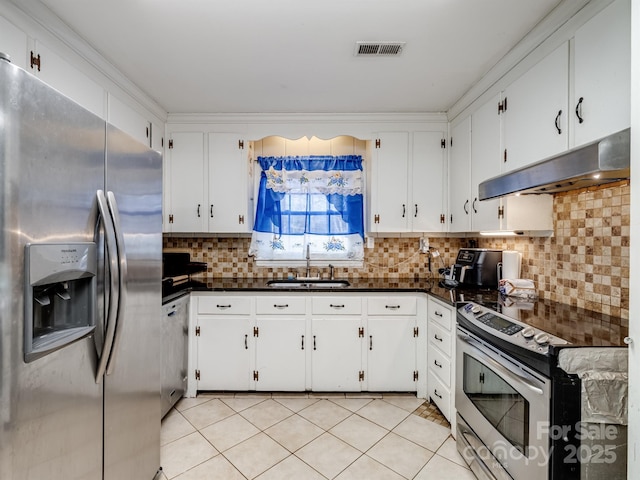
24,242,97,362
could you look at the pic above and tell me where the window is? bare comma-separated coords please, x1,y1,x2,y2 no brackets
249,155,364,265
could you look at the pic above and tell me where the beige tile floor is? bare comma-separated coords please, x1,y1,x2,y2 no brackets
159,393,476,480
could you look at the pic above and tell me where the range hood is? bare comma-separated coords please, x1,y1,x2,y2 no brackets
478,128,630,200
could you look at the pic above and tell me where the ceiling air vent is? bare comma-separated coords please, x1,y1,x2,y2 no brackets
354,42,405,56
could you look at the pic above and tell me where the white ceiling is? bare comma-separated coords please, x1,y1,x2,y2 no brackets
33,0,563,115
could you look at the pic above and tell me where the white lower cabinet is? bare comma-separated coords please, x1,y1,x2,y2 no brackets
190,292,428,398
427,296,456,430
255,317,306,391
254,296,306,391
196,315,252,391
366,296,418,392
367,317,417,391
311,317,363,391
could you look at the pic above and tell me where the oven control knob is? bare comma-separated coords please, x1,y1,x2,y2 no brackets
471,306,482,315
534,332,550,345
521,327,535,339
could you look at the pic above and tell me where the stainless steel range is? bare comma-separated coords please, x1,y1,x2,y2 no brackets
455,301,581,480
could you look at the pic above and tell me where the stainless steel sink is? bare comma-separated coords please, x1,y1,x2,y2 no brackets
266,279,350,288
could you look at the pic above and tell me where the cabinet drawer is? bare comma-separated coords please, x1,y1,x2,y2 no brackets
256,296,306,315
428,299,453,330
198,296,252,315
367,297,417,316
429,347,451,387
428,322,452,357
428,370,451,421
312,297,362,315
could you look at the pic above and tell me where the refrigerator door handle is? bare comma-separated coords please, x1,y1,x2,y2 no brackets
105,190,128,375
95,190,120,383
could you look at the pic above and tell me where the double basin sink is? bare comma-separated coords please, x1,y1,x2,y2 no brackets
266,279,350,289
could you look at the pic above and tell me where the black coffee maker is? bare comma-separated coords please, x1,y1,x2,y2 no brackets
452,248,503,288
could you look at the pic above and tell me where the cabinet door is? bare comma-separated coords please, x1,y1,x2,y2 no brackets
311,318,362,391
255,317,306,391
471,95,501,232
167,132,206,232
32,40,105,119
0,14,28,69
371,132,409,232
108,94,151,147
502,42,569,172
412,131,446,232
196,316,252,391
448,117,471,232
367,317,416,392
573,0,630,147
208,133,251,233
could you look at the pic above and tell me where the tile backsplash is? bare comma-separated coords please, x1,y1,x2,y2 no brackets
164,183,629,319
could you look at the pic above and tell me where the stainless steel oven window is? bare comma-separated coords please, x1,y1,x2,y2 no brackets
463,352,530,454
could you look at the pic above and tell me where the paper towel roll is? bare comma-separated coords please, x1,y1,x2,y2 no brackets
502,250,522,279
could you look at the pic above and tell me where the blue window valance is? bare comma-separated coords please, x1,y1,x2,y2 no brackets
249,155,364,262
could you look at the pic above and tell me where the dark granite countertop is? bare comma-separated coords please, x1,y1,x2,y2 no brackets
163,276,628,348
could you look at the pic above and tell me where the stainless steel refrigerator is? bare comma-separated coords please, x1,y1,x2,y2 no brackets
0,55,162,479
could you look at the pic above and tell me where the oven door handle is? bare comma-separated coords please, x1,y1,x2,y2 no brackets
457,332,545,396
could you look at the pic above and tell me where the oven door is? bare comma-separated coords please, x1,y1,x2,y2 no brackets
456,327,551,480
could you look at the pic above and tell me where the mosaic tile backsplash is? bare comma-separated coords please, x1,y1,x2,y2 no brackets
164,183,630,319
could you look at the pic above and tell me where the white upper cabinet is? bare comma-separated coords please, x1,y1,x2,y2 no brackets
32,40,105,119
165,131,251,234
370,131,446,233
108,94,151,147
167,132,207,232
448,117,471,232
412,131,447,232
370,132,410,232
470,94,502,232
0,14,28,70
572,0,630,147
208,133,252,233
502,42,569,173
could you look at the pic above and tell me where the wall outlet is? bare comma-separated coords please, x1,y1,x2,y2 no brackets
419,237,429,254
